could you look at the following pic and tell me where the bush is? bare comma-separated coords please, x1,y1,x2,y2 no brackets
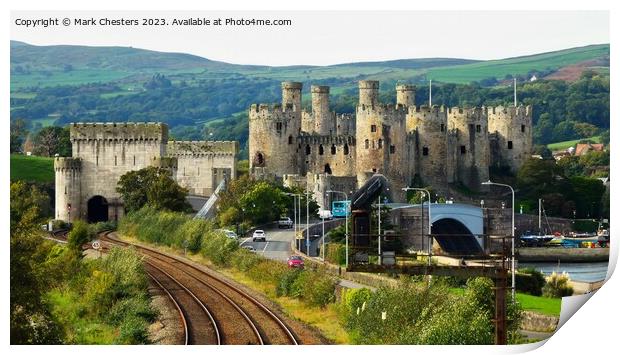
67,220,93,255
89,221,117,235
543,272,574,298
324,243,346,265
516,268,545,296
276,269,302,297
116,315,150,344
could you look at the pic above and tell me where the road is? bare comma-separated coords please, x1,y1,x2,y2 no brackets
239,224,308,261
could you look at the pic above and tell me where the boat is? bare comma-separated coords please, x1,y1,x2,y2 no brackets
519,199,557,247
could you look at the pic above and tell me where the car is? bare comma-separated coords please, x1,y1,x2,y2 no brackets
287,255,304,268
216,229,238,240
318,209,333,220
242,245,256,252
277,217,293,229
252,229,267,242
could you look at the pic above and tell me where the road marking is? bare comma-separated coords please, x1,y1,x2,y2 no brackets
239,237,251,246
262,241,270,254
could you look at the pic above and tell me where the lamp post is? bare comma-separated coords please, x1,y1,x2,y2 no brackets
327,190,349,268
482,180,515,301
285,193,301,250
306,180,310,256
403,187,432,266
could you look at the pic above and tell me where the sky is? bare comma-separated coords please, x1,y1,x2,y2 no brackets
10,11,609,66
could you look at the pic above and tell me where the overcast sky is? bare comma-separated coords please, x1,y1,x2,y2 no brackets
10,11,609,66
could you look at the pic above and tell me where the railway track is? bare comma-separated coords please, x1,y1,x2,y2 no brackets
100,232,299,345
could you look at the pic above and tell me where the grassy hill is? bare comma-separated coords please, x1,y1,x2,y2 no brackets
10,154,55,183
11,41,609,90
547,136,601,151
426,44,609,84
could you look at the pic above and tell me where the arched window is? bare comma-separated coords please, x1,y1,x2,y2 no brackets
319,145,324,155
331,145,336,155
378,139,383,149
365,139,369,149
324,164,332,174
306,145,311,155
344,144,349,155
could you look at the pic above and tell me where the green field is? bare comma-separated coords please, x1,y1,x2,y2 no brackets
547,136,601,151
10,154,54,183
427,44,609,84
516,293,561,317
451,288,561,317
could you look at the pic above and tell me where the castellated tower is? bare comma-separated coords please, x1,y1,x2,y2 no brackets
407,105,449,189
396,84,416,107
54,157,82,221
447,107,490,190
355,80,409,199
487,105,533,173
249,82,302,179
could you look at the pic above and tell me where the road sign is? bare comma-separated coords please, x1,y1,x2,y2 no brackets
92,241,101,250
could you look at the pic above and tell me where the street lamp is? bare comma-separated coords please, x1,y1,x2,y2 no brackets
327,190,349,268
403,187,432,266
285,193,301,250
482,180,515,301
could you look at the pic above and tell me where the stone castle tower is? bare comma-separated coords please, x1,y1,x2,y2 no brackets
249,80,532,207
55,122,238,223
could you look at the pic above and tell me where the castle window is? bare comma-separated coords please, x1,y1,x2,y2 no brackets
372,168,377,173
378,139,383,149
460,145,466,154
276,122,282,132
288,135,293,144
324,164,332,174
365,139,369,149
371,125,377,133
64,186,67,195
306,145,311,155
319,145,324,155
96,156,98,166
440,124,445,132
344,144,349,155
521,124,525,133
255,152,265,166
390,145,396,154
508,141,513,149
133,155,136,166
114,156,117,166
331,145,336,155
372,140,375,149
476,125,481,133
423,147,429,156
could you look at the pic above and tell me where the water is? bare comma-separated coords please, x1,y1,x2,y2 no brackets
519,261,609,282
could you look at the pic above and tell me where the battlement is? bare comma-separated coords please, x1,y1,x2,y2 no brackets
151,156,178,169
70,122,168,142
410,104,447,114
357,103,408,115
282,81,303,90
311,85,330,94
54,157,81,171
249,103,297,118
447,107,488,122
167,140,238,156
488,105,533,118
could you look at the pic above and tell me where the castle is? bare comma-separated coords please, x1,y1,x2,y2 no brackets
54,122,237,222
249,81,532,207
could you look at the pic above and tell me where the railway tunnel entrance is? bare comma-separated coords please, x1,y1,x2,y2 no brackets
87,195,109,223
432,218,483,255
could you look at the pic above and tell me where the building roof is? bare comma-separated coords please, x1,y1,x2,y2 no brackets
575,143,604,156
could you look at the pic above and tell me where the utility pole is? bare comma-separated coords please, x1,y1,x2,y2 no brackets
306,179,310,256
378,196,382,265
429,79,432,106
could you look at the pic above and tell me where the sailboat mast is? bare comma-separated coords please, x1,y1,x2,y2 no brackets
539,198,542,232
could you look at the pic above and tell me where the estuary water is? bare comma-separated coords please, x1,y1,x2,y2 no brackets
519,261,609,282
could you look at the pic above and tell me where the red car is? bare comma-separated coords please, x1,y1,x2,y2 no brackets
287,255,304,269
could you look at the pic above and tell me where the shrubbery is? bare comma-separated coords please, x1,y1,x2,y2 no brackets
543,272,574,298
516,268,546,296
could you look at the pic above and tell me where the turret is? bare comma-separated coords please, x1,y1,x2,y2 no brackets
54,157,82,222
396,84,416,107
358,80,379,107
281,82,302,111
311,85,335,135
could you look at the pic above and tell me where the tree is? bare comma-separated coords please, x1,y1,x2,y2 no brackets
32,126,71,157
117,166,192,213
10,118,29,153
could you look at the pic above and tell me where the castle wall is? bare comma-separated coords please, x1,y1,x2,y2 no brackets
167,141,238,196
355,80,409,200
487,105,533,173
69,122,167,220
447,108,490,190
336,114,356,136
407,105,449,190
298,134,356,177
